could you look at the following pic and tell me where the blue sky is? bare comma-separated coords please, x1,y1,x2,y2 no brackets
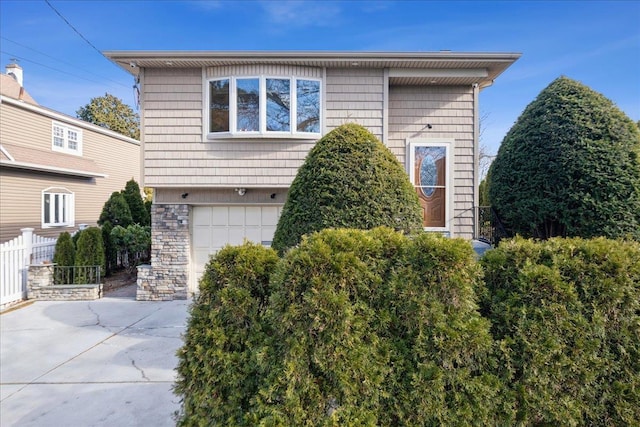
1,0,639,155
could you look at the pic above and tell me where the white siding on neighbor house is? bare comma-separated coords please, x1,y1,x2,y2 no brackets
143,66,323,188
387,85,476,239
325,68,384,138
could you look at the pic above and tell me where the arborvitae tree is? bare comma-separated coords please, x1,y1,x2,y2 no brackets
53,231,75,284
101,221,116,276
122,179,149,226
76,93,140,139
53,231,75,266
272,123,423,254
488,76,640,239
75,226,106,283
98,191,133,228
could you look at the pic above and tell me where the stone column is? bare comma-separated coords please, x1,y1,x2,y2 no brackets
136,204,189,301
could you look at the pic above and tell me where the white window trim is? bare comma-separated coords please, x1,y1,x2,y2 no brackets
52,122,83,155
42,187,75,228
205,75,322,140
407,139,455,235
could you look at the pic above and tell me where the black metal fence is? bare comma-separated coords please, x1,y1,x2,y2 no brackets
53,266,101,285
476,206,509,246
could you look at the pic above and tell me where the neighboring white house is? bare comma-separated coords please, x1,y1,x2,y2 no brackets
105,50,520,300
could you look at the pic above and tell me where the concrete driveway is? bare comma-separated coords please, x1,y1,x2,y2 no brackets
1,289,190,426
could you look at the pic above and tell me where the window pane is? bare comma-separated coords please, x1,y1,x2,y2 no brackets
297,80,320,133
210,79,230,133
53,126,65,147
68,130,78,150
44,194,51,224
61,194,67,223
237,78,259,132
54,194,60,223
266,79,290,131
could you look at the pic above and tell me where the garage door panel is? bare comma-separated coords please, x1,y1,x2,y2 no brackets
191,205,283,293
229,206,245,226
193,207,212,226
211,206,229,225
210,227,230,247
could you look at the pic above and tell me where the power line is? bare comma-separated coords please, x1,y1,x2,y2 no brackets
1,37,128,88
43,0,127,73
0,51,125,89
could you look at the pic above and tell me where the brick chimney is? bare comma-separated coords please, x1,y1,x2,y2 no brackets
6,62,23,87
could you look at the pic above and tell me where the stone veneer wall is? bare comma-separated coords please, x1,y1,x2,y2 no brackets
27,264,102,301
136,204,189,301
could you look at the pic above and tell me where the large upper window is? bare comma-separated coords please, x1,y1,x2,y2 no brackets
52,122,82,155
208,76,320,137
408,140,453,232
42,188,74,228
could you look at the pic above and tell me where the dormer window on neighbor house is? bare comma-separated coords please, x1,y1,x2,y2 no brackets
207,76,321,138
52,121,82,155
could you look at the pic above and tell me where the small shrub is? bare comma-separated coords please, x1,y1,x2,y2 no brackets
53,231,75,284
74,226,105,283
110,224,151,271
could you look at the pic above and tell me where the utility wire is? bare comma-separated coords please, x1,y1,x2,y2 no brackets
43,0,128,72
1,37,128,88
0,51,125,89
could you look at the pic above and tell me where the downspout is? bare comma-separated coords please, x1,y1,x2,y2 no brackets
472,82,480,239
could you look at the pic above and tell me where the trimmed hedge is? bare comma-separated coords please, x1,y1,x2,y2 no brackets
176,232,640,425
272,123,423,254
176,228,505,426
481,237,640,425
175,242,280,426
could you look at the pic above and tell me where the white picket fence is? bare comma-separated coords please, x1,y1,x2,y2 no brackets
1,228,56,308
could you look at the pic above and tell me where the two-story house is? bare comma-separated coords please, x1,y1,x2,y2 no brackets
104,50,520,300
0,63,141,242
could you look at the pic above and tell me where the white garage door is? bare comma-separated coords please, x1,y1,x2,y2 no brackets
190,205,282,292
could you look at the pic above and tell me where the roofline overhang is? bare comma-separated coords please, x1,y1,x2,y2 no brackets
104,50,521,85
0,159,108,179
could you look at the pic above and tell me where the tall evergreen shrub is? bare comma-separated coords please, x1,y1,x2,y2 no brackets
272,123,423,254
488,76,640,239
53,231,75,284
98,191,133,228
122,179,149,226
74,226,105,283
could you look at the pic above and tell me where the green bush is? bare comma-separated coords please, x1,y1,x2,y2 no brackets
53,231,75,266
175,242,280,426
122,179,150,226
74,226,105,283
53,231,75,285
488,76,640,239
98,191,133,228
110,224,150,270
176,228,503,426
272,123,423,254
101,221,116,276
481,237,640,425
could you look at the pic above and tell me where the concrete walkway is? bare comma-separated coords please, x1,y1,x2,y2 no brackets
1,290,190,426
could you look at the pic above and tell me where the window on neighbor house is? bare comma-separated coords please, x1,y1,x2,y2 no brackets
52,122,82,155
408,141,453,232
42,188,74,228
208,76,320,137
